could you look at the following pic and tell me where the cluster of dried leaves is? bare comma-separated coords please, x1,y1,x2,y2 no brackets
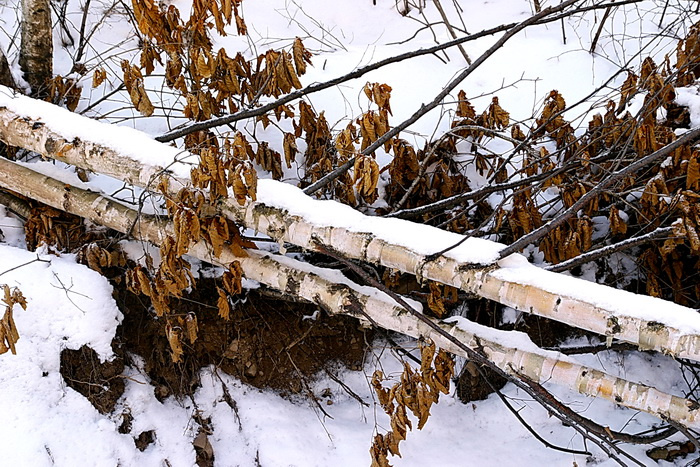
374,24,700,307
110,0,268,362
125,180,254,361
125,0,311,123
46,75,82,111
124,240,244,363
0,284,27,355
78,242,127,276
24,205,105,252
370,339,454,466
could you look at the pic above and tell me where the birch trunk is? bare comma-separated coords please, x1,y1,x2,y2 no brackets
0,98,699,362
1,156,699,430
19,0,53,96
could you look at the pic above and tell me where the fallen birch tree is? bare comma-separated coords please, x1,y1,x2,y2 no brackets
1,154,699,433
1,90,700,362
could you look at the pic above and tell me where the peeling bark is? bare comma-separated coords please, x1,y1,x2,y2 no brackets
0,156,699,429
19,0,53,96
0,102,698,363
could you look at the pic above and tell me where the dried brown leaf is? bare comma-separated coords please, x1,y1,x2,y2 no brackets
185,312,198,344
92,67,107,88
609,206,628,236
687,152,700,190
283,132,298,168
166,323,184,363
217,287,231,320
292,37,312,76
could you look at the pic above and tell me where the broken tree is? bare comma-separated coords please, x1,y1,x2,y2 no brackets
0,89,699,362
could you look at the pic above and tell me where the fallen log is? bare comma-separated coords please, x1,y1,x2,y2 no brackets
1,155,699,430
1,88,700,362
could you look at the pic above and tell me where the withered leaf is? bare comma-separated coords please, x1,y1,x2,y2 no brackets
292,37,312,76
486,96,509,129
353,155,380,204
618,72,638,110
92,67,107,88
185,312,198,344
121,61,155,116
166,323,184,363
217,287,231,320
687,152,700,190
419,339,436,375
363,82,393,115
283,132,298,168
511,124,526,142
0,285,23,355
609,206,628,236
456,89,476,119
426,282,447,317
203,215,229,257
231,161,257,205
223,261,244,295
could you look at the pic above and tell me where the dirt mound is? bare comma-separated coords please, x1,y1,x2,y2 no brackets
60,345,125,414
59,273,371,414
114,276,370,399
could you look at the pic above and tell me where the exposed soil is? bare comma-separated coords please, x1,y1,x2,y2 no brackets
60,345,125,414
59,267,371,418
455,361,507,403
515,314,583,349
112,275,370,400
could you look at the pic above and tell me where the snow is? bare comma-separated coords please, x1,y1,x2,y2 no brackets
445,314,572,359
257,178,504,264
261,249,425,311
0,244,126,465
0,0,699,466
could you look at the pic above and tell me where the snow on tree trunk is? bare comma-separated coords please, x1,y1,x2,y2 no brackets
0,97,700,362
19,0,53,96
1,155,699,429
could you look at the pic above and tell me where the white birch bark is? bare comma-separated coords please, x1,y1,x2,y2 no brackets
0,156,699,429
19,0,53,96
0,102,699,362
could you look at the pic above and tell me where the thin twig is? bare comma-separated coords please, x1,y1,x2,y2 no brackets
487,376,592,455
323,368,370,407
387,165,568,219
590,4,614,54
0,255,51,278
432,0,471,64
74,0,92,62
212,368,243,431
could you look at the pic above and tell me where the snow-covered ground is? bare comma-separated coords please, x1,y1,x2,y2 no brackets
1,0,699,465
